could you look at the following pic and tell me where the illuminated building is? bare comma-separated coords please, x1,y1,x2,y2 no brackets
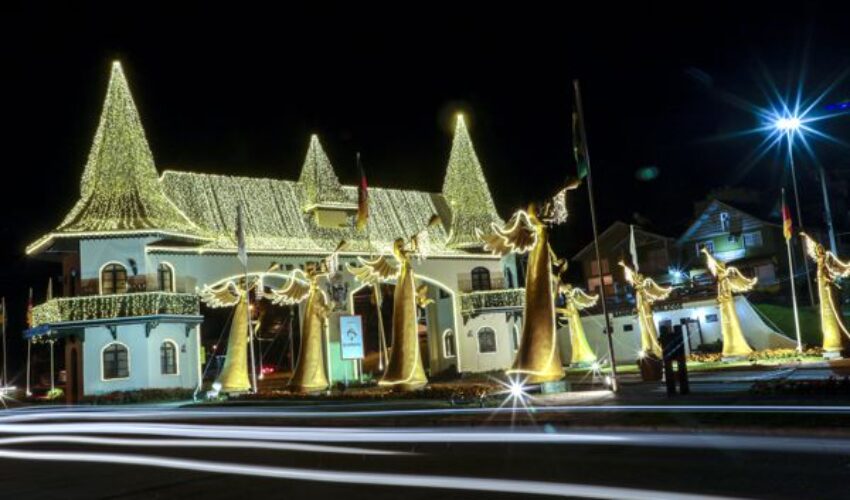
25,62,525,399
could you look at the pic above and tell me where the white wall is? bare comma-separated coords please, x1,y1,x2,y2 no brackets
82,322,200,395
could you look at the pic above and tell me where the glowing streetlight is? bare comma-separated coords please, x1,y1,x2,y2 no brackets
775,115,801,132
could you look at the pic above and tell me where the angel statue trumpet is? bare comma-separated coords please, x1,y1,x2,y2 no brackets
620,261,671,358
702,248,756,358
266,241,348,393
479,180,580,383
556,284,599,366
348,216,440,390
802,233,850,355
200,281,252,393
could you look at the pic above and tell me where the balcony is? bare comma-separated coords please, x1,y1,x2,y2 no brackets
459,288,525,316
32,292,200,328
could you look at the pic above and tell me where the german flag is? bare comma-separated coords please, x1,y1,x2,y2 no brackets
781,188,792,241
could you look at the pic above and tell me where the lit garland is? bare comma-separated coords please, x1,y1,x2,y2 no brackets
31,292,199,327
442,114,503,248
160,163,457,256
459,288,525,315
38,62,201,245
298,135,351,208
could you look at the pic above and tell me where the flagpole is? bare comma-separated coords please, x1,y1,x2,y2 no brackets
1,297,6,389
574,79,619,391
783,189,803,353
26,340,32,396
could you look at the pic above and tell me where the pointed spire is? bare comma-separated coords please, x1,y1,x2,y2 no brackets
297,134,349,207
54,61,198,236
442,113,501,248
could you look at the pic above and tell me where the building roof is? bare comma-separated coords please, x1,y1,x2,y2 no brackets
27,62,204,255
572,221,673,261
157,170,469,256
27,63,502,258
677,199,780,245
442,115,503,248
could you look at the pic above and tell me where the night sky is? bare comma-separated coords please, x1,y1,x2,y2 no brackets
1,2,849,371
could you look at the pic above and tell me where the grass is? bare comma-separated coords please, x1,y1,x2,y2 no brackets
752,303,822,346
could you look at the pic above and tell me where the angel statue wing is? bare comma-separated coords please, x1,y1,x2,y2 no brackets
702,248,720,278
200,281,242,308
265,269,312,305
346,255,399,285
801,232,819,261
416,284,434,308
642,277,673,302
826,253,850,279
569,286,599,310
477,211,537,256
619,261,637,285
726,267,758,294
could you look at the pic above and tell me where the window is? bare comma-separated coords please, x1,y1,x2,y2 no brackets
506,268,515,288
705,314,719,323
719,212,731,232
511,325,521,351
754,263,775,284
623,324,634,332
160,341,178,375
477,327,497,354
744,231,763,248
695,241,715,255
471,267,491,291
102,342,129,379
100,263,128,295
157,263,175,292
442,329,456,358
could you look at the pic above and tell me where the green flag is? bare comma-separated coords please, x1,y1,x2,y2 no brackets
572,109,588,179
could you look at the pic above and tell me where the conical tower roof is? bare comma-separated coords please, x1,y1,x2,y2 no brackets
442,114,502,248
49,62,199,239
297,134,350,208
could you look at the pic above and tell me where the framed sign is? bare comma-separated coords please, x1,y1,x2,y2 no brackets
339,315,364,360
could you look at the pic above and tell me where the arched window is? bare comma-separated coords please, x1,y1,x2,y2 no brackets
506,267,514,288
157,263,175,292
160,340,178,375
102,342,129,380
511,324,521,351
477,327,497,354
442,329,456,358
471,267,491,291
100,263,128,295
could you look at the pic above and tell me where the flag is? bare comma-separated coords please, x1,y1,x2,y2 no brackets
26,288,33,329
572,108,589,180
781,188,792,241
629,224,640,272
0,297,5,329
236,203,248,268
356,153,369,231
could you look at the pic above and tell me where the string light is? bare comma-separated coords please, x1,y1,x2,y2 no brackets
31,292,199,327
459,289,525,315
442,114,503,248
28,62,202,255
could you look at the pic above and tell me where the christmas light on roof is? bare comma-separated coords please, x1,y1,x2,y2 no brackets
28,61,202,254
298,134,350,208
442,114,502,248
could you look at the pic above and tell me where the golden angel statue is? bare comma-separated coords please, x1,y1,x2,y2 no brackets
348,217,440,390
802,233,850,355
479,181,580,383
266,267,328,393
620,261,672,358
200,280,252,393
557,284,598,366
702,248,756,358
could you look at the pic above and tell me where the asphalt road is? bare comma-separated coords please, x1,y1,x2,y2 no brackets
1,405,849,499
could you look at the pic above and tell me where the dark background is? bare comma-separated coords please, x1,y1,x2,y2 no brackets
1,2,848,376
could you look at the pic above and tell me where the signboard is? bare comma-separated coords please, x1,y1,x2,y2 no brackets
339,315,364,360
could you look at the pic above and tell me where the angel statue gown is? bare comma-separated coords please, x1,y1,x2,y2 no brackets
803,233,850,354
703,249,756,358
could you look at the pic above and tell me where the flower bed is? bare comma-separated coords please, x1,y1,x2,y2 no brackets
751,376,850,396
82,388,195,405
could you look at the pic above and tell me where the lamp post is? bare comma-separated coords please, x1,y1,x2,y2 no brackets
775,115,822,306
